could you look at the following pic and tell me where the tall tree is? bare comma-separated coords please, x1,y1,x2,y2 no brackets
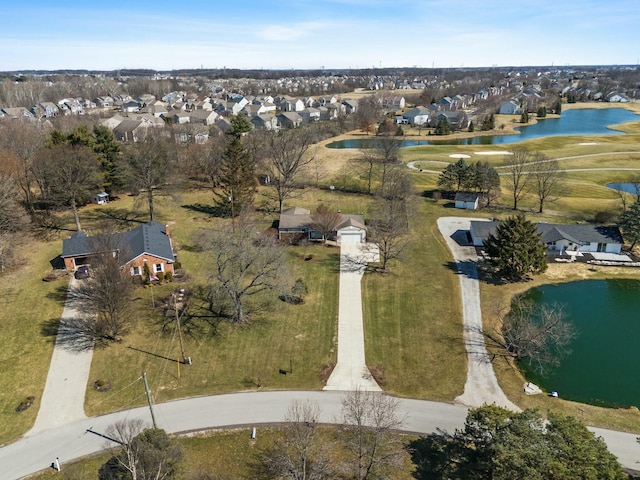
34,144,101,231
368,170,414,270
214,115,256,216
437,158,473,193
530,154,565,213
619,199,640,249
262,127,315,213
92,125,122,193
0,172,28,273
0,119,45,211
410,405,625,480
371,134,402,197
74,237,135,343
484,214,547,282
472,161,501,206
504,147,531,210
434,117,451,135
121,129,175,222
197,219,291,323
337,390,405,480
254,400,333,480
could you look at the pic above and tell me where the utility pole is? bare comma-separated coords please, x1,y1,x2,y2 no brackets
173,293,188,365
142,372,157,429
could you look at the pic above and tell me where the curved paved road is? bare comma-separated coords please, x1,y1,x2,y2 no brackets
3,390,640,479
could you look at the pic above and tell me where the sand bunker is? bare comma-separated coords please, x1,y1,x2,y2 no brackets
449,153,471,158
578,142,599,145
474,151,513,156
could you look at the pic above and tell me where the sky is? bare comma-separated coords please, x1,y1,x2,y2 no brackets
1,0,638,71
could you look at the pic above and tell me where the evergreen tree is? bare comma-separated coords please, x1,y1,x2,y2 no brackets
93,125,122,193
484,214,547,282
537,105,547,118
554,100,562,115
437,159,473,193
520,110,530,123
481,113,495,131
214,115,256,216
472,161,500,206
434,117,451,135
410,405,625,480
619,199,640,249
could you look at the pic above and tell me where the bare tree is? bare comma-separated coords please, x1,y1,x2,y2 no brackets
530,153,565,213
504,147,531,210
0,172,29,272
489,297,576,375
309,204,342,244
121,130,175,222
261,127,315,213
368,170,415,270
337,389,405,480
100,419,183,480
74,237,135,343
0,119,46,211
254,400,333,480
371,134,402,198
33,144,102,231
196,219,291,323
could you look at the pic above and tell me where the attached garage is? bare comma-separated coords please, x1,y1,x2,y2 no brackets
337,218,366,244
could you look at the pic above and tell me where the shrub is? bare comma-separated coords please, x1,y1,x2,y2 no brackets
164,271,173,282
156,272,165,283
173,261,182,270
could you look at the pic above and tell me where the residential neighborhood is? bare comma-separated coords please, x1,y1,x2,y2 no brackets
1,62,640,477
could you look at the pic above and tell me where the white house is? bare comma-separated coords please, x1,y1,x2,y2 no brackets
498,100,523,115
94,192,109,205
469,221,623,254
402,106,430,125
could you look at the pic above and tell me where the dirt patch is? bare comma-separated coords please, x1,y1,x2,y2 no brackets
368,365,387,387
15,396,35,412
318,363,335,384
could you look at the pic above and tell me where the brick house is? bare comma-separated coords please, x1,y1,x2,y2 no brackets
61,222,176,277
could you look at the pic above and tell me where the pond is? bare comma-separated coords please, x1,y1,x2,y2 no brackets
327,108,640,149
607,182,640,195
519,279,640,408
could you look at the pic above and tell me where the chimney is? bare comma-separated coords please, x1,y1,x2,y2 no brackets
164,224,170,237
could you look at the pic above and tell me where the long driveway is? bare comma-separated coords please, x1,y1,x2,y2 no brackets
28,277,94,434
437,217,519,411
324,242,381,391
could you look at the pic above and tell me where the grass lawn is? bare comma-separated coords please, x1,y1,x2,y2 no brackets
85,190,343,415
30,427,419,479
0,236,68,445
5,101,640,444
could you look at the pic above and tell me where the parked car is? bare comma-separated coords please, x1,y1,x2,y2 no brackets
74,265,90,279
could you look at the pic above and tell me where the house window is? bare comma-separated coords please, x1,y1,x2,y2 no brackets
597,243,607,252
154,263,164,273
131,266,142,276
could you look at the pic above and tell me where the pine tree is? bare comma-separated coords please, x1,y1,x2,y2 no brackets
619,200,640,249
214,115,256,216
484,214,547,282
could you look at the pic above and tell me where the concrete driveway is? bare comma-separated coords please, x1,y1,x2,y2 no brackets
437,217,519,411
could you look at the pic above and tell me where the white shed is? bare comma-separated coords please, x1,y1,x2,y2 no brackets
94,192,109,205
454,192,479,210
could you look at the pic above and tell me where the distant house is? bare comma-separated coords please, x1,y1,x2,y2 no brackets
113,120,147,142
61,222,176,276
498,100,523,115
299,107,321,123
606,93,630,103
469,221,623,255
435,111,469,130
402,106,430,125
1,107,34,119
342,99,358,114
277,112,303,129
278,207,366,243
251,113,278,131
454,192,479,210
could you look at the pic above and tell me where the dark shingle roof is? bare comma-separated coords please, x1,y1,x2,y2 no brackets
62,222,174,264
470,221,623,245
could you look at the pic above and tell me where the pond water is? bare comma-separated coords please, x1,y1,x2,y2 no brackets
327,108,640,149
606,182,640,195
519,279,640,408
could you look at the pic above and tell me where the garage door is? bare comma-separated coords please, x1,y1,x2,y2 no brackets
339,232,362,243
